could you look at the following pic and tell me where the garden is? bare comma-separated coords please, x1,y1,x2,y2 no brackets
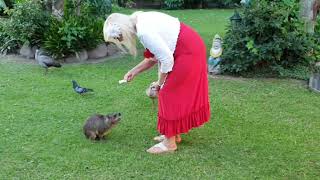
0,0,319,179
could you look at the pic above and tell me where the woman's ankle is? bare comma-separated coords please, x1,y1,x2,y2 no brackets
164,136,177,148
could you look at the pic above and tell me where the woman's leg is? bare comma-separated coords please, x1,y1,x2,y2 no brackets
175,134,181,143
153,134,182,143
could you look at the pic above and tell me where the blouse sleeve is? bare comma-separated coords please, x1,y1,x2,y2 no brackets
139,32,174,73
143,48,155,59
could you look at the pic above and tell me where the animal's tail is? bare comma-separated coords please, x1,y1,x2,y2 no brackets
44,61,62,68
86,88,94,92
52,62,62,68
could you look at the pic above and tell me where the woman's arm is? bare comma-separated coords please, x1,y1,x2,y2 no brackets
124,58,157,82
158,72,167,86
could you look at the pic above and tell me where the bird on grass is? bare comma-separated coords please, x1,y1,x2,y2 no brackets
72,80,94,95
35,49,62,75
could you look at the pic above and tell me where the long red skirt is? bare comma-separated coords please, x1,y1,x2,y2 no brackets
156,23,210,137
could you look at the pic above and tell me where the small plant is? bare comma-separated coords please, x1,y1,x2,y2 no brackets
165,0,184,9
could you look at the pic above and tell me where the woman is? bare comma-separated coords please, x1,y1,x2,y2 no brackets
103,11,210,154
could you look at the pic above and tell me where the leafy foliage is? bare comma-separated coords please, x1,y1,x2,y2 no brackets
0,19,19,54
84,0,112,18
221,0,316,78
2,1,50,46
164,0,184,9
43,15,104,59
42,0,106,59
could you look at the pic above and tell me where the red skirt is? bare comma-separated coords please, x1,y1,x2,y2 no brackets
144,23,210,138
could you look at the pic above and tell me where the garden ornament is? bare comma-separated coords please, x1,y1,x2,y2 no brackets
208,34,223,75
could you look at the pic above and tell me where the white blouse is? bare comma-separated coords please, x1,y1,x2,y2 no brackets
136,12,180,73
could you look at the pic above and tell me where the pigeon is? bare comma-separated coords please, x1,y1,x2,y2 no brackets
35,49,62,75
72,80,94,95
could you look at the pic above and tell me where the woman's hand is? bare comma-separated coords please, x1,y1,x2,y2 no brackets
123,58,157,82
124,70,137,82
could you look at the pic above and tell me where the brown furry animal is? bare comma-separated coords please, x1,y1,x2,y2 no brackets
83,113,121,140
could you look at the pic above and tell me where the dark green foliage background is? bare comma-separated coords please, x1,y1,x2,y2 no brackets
221,0,316,79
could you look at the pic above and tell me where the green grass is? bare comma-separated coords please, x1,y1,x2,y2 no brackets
1,9,320,179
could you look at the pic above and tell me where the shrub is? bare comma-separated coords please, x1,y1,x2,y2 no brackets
2,1,50,46
0,19,19,54
165,0,184,9
83,0,112,18
43,15,104,59
42,0,105,59
204,0,239,8
221,0,316,78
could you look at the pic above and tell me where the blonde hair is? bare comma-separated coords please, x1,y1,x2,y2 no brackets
103,12,143,57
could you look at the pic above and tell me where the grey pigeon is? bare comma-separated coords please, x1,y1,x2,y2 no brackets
72,80,94,95
35,49,62,74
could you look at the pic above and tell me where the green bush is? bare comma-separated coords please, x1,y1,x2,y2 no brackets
204,0,239,7
0,19,19,54
84,0,112,18
221,0,316,78
42,0,105,59
165,0,184,9
64,0,112,18
43,15,104,59
2,1,50,46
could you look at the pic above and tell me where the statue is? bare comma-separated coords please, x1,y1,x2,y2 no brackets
208,34,223,75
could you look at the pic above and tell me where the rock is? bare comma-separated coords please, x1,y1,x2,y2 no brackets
87,44,108,59
19,42,37,59
309,73,320,93
125,1,136,8
106,43,119,56
65,50,88,63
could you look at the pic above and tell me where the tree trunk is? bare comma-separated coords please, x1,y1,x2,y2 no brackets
52,0,64,19
300,0,317,34
76,0,81,16
0,0,7,9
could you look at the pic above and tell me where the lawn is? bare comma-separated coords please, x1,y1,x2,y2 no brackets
0,9,319,179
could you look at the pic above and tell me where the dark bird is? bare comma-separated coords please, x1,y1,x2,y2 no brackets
72,80,94,95
35,49,62,75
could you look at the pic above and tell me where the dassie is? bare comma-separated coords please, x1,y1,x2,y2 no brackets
83,113,121,140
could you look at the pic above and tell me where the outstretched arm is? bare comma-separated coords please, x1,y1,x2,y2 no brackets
124,58,157,82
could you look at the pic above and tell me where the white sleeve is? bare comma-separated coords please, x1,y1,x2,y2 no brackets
139,32,174,73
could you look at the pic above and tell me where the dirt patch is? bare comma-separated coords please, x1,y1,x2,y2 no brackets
209,74,307,86
0,52,124,65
